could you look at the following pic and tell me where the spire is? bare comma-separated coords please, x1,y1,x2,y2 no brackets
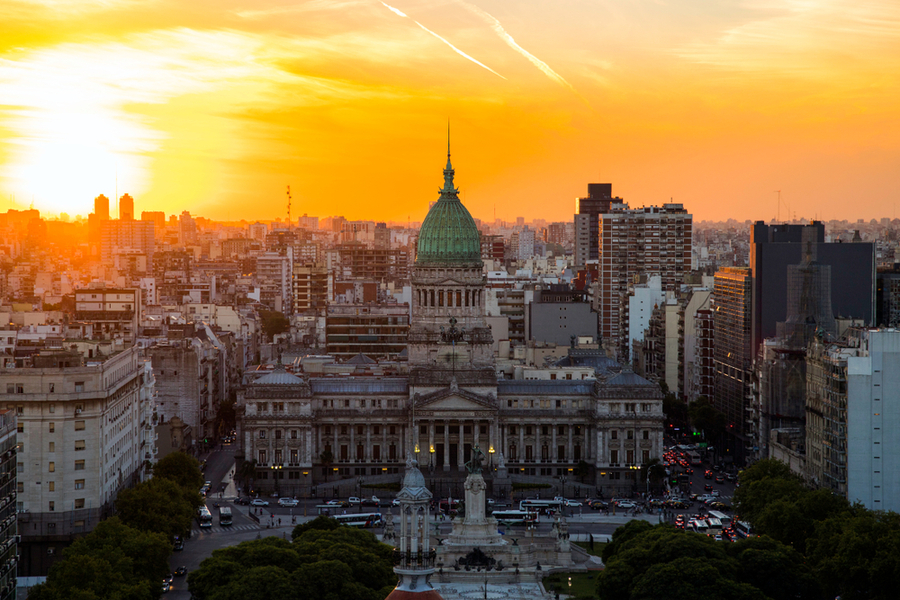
441,122,458,199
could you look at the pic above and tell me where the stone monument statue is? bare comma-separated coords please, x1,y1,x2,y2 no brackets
465,445,484,474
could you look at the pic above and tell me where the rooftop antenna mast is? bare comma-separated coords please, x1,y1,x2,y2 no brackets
286,185,292,229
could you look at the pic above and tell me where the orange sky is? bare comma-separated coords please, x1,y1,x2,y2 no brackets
1,0,898,224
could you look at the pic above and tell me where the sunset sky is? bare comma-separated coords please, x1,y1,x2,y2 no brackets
1,0,898,224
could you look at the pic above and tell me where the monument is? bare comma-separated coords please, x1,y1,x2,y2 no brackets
444,445,504,547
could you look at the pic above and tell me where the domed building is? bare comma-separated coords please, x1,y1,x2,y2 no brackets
236,142,665,501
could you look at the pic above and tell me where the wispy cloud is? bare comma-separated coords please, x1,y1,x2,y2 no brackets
457,1,575,91
380,2,506,80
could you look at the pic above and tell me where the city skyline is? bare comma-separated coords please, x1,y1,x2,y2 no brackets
1,1,898,223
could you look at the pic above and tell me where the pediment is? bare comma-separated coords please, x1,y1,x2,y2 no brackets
414,388,497,411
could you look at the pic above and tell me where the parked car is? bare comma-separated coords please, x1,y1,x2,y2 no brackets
392,498,401,507
326,499,349,507
173,537,184,551
250,498,269,507
348,497,362,505
278,497,299,507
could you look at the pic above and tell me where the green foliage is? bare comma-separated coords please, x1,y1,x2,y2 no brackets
291,515,340,538
259,310,289,340
601,519,654,563
116,477,196,539
26,517,170,600
153,451,204,492
189,528,395,600
733,459,806,525
574,460,590,483
687,396,726,438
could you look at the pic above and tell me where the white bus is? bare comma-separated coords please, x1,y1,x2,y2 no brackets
492,510,538,526
734,520,754,539
519,499,563,513
708,511,731,527
218,506,233,526
705,517,723,535
333,512,383,528
197,505,213,528
691,519,709,535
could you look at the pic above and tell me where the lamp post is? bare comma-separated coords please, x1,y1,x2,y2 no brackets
357,476,363,505
488,445,495,471
430,445,435,473
558,473,568,501
271,464,282,495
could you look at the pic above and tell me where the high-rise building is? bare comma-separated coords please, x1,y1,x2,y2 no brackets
713,267,753,462
141,211,166,236
99,219,155,267
598,203,692,359
118,193,134,220
749,221,875,354
93,194,109,221
3,347,155,575
179,211,198,246
292,264,331,313
256,253,292,314
573,183,617,267
74,287,141,343
806,329,900,512
0,409,17,596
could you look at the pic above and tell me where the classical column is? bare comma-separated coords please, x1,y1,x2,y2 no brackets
552,425,558,463
443,421,450,471
457,422,464,470
518,426,524,464
365,424,372,463
567,425,574,464
350,426,355,462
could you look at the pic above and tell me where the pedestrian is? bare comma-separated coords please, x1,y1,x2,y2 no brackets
278,518,282,526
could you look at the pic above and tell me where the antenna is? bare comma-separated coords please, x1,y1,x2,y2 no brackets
286,185,292,229
774,190,781,222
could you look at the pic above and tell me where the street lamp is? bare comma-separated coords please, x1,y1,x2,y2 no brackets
271,464,283,495
488,445,495,470
429,445,435,472
357,476,364,507
558,473,568,499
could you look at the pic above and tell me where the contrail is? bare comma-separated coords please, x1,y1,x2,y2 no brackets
458,1,575,92
380,2,506,80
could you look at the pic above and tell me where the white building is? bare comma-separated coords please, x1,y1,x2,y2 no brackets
846,330,900,512
2,345,156,575
626,275,663,362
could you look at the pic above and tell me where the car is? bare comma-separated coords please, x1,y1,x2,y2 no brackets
616,501,636,509
726,473,737,482
714,534,723,541
704,471,714,480
174,566,187,576
710,490,720,497
348,497,362,505
173,537,184,551
703,484,713,491
278,497,299,507
236,496,251,505
326,499,350,507
162,582,171,593
250,498,269,507
361,496,380,507
164,573,174,584
589,500,608,510
392,498,401,507
715,475,725,484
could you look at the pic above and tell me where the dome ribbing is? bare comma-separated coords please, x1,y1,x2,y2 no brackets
415,150,481,266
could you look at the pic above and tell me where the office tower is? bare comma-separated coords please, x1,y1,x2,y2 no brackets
749,221,875,354
141,211,166,235
713,267,753,462
573,183,617,267
93,194,109,221
118,193,134,220
598,203,693,359
179,211,198,245
256,253,292,314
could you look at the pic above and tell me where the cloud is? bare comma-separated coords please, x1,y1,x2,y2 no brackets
457,1,576,92
380,2,506,80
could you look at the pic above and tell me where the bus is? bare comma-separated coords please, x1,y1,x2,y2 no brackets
519,498,563,513
691,519,709,535
197,505,213,528
333,512,383,528
492,510,538,526
708,511,731,527
218,506,233,526
734,520,754,539
705,518,723,536
687,451,702,466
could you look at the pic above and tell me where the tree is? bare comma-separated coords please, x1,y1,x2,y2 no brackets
292,515,340,538
236,458,257,494
259,310,289,340
640,458,668,495
153,451,204,492
26,518,170,600
188,530,395,600
687,396,726,439
116,477,197,539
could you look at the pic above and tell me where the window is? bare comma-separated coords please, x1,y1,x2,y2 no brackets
257,402,268,412
610,450,618,464
15,384,23,394
258,450,267,464
275,429,282,440
75,421,85,431
627,430,634,440
49,422,55,433
5,385,12,394
357,425,364,435
49,501,55,512
16,483,22,493
75,440,85,451
74,499,85,509
75,480,85,490
16,462,22,473
48,462,55,473
49,384,55,394
642,430,650,440
74,460,85,471
75,382,84,393
16,424,22,434
259,430,266,439
611,430,618,440
48,442,55,452
291,430,297,440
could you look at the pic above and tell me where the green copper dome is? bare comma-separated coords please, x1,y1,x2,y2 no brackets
416,150,481,266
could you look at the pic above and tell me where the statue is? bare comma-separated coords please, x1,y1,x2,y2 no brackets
465,445,485,474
